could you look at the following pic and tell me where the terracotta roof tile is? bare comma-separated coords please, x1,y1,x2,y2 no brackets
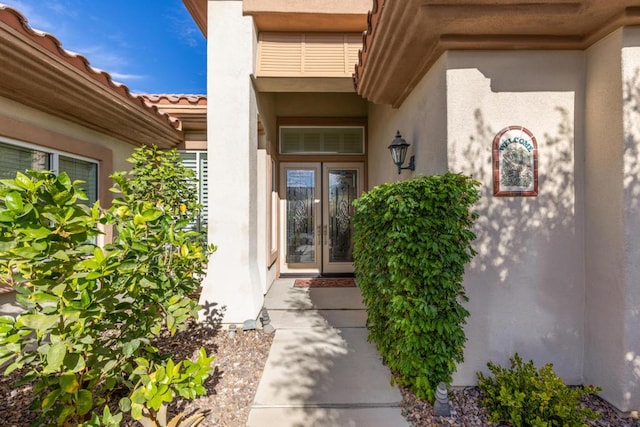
142,94,207,106
0,4,180,131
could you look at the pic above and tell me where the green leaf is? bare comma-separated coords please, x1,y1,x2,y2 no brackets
18,225,51,240
5,191,24,211
59,373,80,393
131,402,143,420
64,353,86,373
11,246,42,259
29,292,60,304
77,389,93,416
57,405,75,426
119,397,131,413
44,342,67,373
41,389,61,410
18,313,59,333
0,210,15,222
52,250,70,261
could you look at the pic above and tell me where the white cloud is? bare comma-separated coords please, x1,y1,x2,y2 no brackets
108,72,146,81
3,0,55,31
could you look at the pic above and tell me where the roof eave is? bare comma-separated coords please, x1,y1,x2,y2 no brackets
355,1,640,108
0,6,182,148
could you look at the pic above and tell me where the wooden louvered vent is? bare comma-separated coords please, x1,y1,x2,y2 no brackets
257,33,362,77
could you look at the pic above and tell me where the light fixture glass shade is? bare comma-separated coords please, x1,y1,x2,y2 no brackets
388,130,409,166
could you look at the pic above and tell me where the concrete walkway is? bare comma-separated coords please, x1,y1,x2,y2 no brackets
246,278,408,427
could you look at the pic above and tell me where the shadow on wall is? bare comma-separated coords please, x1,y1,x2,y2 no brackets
462,106,582,374
622,68,640,405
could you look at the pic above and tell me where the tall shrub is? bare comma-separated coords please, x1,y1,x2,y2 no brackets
352,173,480,400
0,147,215,425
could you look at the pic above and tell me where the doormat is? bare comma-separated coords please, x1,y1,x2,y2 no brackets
293,278,356,288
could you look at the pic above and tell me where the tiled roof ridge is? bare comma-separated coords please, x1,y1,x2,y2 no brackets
0,4,180,130
142,94,207,105
353,0,385,92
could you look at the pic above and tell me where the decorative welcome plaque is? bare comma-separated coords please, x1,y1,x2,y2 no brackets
493,126,538,197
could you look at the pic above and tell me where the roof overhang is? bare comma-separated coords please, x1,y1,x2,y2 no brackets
0,6,183,148
355,0,640,107
182,0,207,37
142,95,207,132
182,0,370,34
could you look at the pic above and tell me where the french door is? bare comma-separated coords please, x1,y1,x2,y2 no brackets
280,162,363,275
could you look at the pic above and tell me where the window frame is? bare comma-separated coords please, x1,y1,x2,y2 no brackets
178,150,208,233
0,136,100,204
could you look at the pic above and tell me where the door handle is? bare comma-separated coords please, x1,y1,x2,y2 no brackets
323,225,328,245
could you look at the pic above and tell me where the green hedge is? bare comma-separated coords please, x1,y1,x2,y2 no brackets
352,173,480,400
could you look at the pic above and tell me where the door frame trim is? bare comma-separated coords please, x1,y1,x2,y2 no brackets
278,161,364,276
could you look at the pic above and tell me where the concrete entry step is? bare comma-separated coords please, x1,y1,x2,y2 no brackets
268,309,367,329
248,279,409,426
264,279,365,311
253,328,401,407
246,406,407,427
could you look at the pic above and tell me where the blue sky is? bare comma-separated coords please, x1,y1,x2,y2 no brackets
3,0,206,94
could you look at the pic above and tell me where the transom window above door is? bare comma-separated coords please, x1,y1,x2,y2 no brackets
279,126,365,155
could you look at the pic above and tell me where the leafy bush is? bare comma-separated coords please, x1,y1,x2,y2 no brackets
0,146,215,425
352,173,480,400
477,353,601,426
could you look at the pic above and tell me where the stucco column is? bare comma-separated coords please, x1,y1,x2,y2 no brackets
619,27,640,412
199,0,263,323
584,27,640,412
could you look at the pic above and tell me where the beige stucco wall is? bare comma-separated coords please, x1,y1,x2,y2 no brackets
621,27,640,413
585,27,640,412
368,50,587,385
446,50,586,385
0,97,135,197
584,28,627,410
367,54,449,187
200,0,264,324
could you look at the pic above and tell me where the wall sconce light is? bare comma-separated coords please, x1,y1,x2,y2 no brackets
388,130,415,174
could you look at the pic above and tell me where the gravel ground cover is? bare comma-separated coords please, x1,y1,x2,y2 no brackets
0,319,273,427
401,385,640,426
1,320,639,426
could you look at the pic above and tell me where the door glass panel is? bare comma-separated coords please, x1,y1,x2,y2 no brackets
286,169,316,264
327,169,357,263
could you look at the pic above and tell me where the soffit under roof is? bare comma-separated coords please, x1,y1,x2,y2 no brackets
0,6,183,148
182,0,369,33
143,95,207,132
355,0,640,107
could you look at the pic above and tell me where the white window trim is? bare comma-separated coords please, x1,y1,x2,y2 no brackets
178,150,208,232
0,136,100,189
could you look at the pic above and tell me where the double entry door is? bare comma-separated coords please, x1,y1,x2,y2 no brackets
280,162,363,275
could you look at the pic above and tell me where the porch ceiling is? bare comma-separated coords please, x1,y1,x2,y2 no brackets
355,0,640,107
251,76,357,93
0,6,183,149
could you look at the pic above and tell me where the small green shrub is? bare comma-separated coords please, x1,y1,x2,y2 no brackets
352,173,481,401
0,146,215,425
477,353,601,427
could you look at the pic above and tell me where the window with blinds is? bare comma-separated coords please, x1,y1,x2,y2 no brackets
179,151,208,232
279,127,365,154
0,141,98,205
59,156,98,205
